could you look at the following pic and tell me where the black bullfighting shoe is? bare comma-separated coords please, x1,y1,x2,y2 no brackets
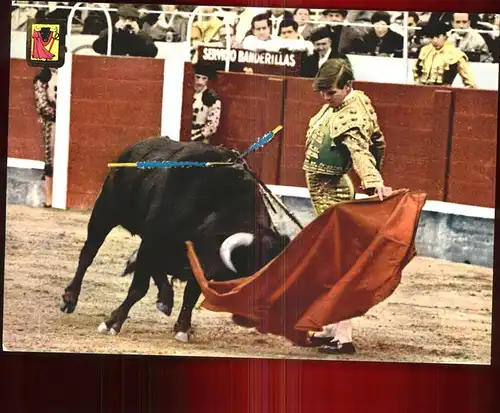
318,340,356,354
304,332,335,347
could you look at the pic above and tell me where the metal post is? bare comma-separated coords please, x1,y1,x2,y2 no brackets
403,12,409,84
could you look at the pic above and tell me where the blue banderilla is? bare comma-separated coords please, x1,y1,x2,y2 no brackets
107,125,283,169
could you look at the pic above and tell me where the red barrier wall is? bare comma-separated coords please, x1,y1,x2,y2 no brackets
182,71,496,207
8,59,45,161
280,81,454,201
7,57,498,209
446,89,498,207
67,55,164,209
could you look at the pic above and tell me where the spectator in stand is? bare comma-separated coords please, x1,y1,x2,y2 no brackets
448,12,490,58
82,3,118,35
392,11,419,35
277,19,315,54
92,5,158,58
136,4,162,33
11,2,38,31
266,8,294,38
241,13,274,50
293,8,315,40
189,25,204,63
234,7,268,44
191,63,221,145
320,9,365,55
405,13,427,57
211,24,242,49
192,6,223,43
33,66,58,208
476,13,499,62
322,9,349,22
356,11,404,57
301,26,352,78
145,4,188,42
279,19,305,40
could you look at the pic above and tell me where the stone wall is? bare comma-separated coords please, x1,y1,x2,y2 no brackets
268,195,495,269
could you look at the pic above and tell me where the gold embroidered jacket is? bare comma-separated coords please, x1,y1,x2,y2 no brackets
303,90,386,190
413,42,476,88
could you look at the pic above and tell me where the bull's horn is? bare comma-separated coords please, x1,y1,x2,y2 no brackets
220,232,255,273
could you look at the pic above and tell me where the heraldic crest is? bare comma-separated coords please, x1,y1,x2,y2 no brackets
26,18,67,68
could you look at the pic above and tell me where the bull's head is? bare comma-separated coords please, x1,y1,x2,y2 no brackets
217,229,290,279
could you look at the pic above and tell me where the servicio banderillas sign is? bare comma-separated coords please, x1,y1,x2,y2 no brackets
200,46,298,68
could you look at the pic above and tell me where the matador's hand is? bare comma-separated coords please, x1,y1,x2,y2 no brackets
375,186,393,201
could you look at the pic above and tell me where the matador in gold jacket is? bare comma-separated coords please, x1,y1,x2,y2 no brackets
302,58,393,355
413,21,476,88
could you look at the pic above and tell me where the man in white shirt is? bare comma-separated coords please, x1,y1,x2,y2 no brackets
241,13,273,51
448,12,489,55
277,19,315,55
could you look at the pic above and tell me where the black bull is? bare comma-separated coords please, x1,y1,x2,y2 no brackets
59,136,290,341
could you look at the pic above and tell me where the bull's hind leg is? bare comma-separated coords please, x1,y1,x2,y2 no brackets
60,195,118,314
120,248,174,316
98,240,164,334
173,279,202,343
155,275,174,316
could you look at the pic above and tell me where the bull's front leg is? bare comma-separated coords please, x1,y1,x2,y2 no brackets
98,241,161,335
173,279,201,343
61,196,118,314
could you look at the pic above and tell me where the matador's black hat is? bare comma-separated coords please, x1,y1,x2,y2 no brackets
194,62,218,80
424,20,452,37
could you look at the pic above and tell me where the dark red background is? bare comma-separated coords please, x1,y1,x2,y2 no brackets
1,1,499,413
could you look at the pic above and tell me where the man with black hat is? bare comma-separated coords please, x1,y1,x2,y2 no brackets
302,58,392,354
191,62,221,144
320,9,365,54
413,20,476,87
92,4,158,58
300,26,352,78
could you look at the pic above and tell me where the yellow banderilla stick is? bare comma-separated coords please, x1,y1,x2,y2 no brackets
108,125,283,168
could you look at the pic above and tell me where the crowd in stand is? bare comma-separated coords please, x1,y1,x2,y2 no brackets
11,2,499,63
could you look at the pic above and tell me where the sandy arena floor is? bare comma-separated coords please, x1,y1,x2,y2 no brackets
2,204,493,364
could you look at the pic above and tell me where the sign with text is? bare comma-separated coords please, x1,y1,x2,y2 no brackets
198,46,303,77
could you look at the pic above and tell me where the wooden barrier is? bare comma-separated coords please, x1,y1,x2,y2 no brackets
180,69,497,207
8,59,45,161
280,81,454,202
66,55,164,209
7,57,498,209
446,89,498,207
